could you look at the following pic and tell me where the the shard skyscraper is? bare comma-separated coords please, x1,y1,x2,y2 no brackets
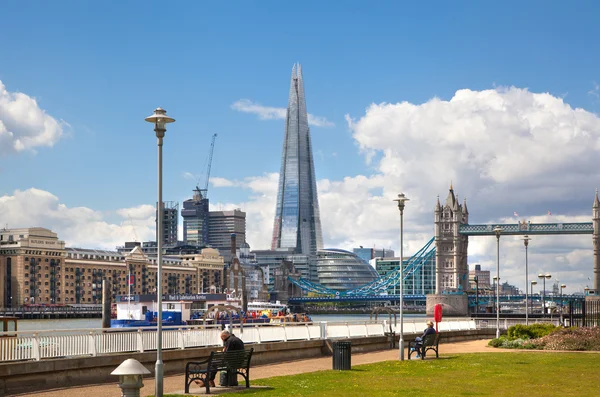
271,64,324,256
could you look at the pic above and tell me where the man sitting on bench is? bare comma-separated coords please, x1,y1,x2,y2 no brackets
198,330,245,388
413,320,436,358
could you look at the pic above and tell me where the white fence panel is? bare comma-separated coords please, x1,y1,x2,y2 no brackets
98,331,137,354
285,325,311,341
184,328,221,348
256,326,286,342
162,330,180,350
347,324,367,337
237,327,260,344
307,324,321,339
326,324,350,339
367,323,385,336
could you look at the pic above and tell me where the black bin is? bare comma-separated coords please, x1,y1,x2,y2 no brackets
332,341,352,370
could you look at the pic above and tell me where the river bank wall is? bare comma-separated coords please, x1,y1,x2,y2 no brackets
0,328,494,396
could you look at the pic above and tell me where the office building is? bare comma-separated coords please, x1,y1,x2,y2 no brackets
157,201,179,246
317,249,380,291
375,255,436,295
209,209,246,252
353,247,395,264
181,187,209,247
469,264,491,290
271,63,323,256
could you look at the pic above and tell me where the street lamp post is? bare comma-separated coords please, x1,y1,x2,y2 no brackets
474,276,479,314
530,281,537,314
560,284,566,325
394,193,409,361
538,273,551,317
493,226,503,338
523,235,531,325
145,107,175,397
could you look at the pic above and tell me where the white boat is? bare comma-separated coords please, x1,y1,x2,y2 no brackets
247,301,289,316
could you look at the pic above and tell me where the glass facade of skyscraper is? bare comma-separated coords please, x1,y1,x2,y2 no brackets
375,256,436,295
271,64,323,256
181,187,209,246
317,249,380,291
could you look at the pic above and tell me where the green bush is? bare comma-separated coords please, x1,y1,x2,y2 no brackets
507,323,557,340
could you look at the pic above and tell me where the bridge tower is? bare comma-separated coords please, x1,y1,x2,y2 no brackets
593,190,600,291
434,184,469,293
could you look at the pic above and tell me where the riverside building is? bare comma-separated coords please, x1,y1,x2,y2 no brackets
0,227,225,308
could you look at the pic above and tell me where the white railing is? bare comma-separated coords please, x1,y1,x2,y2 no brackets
0,319,478,363
474,318,559,330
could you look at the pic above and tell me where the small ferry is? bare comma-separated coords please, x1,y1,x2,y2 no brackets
111,298,189,328
247,301,289,316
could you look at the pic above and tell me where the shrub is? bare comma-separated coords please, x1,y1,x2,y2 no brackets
506,323,557,340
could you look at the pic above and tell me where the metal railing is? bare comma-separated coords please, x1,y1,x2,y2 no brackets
0,319,479,363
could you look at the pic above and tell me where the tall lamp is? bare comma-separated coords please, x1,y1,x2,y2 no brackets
560,284,566,325
394,193,409,361
522,235,531,325
145,107,175,397
493,226,503,338
538,273,551,317
530,281,537,314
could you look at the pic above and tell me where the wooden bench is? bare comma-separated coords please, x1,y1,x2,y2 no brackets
185,348,254,394
408,333,440,360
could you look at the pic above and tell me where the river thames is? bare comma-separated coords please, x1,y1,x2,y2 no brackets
17,313,429,331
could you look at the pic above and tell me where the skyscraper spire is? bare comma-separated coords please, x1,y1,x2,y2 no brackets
271,64,324,255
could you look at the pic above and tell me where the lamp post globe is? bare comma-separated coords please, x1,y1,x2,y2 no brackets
145,107,175,397
493,226,502,339
394,193,409,361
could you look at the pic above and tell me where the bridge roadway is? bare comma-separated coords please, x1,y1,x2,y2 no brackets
288,294,584,304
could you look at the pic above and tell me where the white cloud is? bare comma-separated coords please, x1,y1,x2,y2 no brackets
210,177,238,187
182,172,197,180
220,87,600,293
0,81,65,155
589,81,600,99
0,189,154,249
231,99,334,127
4,87,598,293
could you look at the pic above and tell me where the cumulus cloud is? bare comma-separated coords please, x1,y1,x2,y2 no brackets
0,189,154,249
182,172,197,180
231,99,334,127
210,177,238,188
220,87,600,293
4,87,598,293
0,81,65,154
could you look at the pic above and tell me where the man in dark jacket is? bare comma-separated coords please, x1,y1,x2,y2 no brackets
222,330,244,352
203,330,245,387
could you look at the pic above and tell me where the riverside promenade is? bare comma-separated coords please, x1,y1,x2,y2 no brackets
26,339,496,397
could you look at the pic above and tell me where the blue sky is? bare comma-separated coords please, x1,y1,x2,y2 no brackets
1,1,600,292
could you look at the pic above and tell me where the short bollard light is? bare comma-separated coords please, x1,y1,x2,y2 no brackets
111,358,151,397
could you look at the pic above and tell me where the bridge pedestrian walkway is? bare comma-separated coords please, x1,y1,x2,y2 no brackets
26,339,496,397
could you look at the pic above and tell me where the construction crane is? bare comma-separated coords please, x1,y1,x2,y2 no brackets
199,133,217,198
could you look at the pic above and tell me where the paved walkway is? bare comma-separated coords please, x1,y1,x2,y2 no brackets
26,339,496,397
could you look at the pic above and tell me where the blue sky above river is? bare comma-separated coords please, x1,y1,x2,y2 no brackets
1,1,600,293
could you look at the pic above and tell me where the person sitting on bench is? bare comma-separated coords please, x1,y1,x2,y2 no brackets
198,330,245,388
414,320,436,357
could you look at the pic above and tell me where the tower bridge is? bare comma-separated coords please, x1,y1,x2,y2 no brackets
283,186,599,311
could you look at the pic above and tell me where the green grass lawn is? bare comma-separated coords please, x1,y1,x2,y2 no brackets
164,352,600,397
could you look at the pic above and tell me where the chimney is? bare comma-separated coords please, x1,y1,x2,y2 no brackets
230,233,236,256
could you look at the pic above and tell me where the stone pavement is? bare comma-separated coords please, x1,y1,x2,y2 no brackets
25,339,496,397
